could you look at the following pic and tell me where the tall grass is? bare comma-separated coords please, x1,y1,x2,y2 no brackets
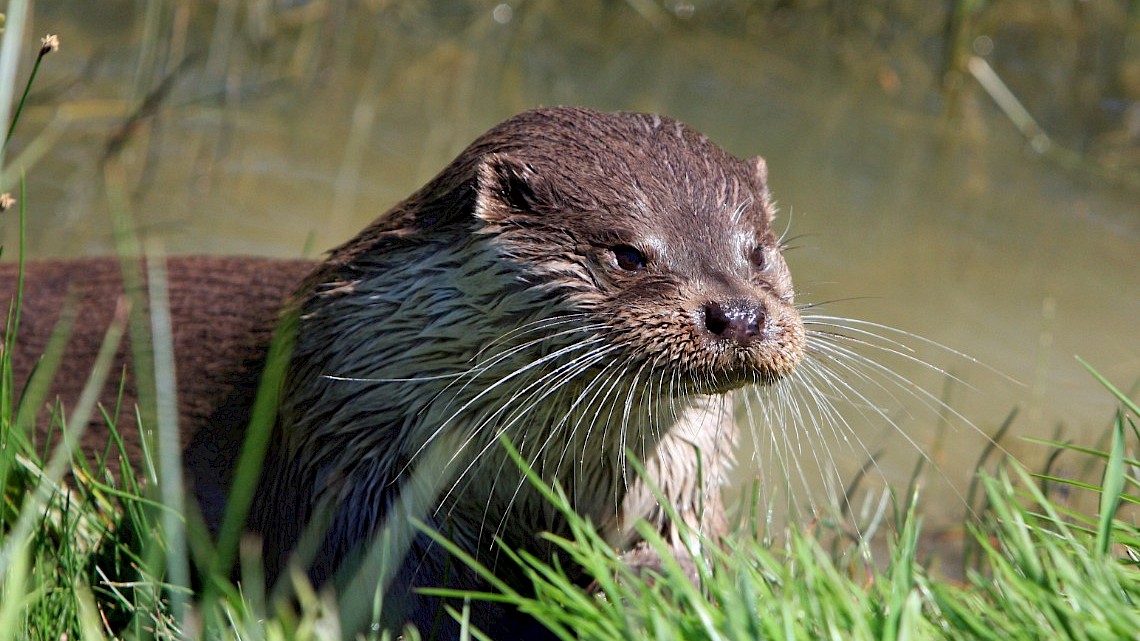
411,411,1138,640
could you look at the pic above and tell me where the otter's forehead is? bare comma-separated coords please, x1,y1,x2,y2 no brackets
488,108,762,210
483,107,773,272
505,108,726,163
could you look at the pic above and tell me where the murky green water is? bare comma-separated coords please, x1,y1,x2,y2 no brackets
6,1,1138,526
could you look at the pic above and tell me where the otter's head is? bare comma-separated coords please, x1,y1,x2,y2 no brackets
462,108,804,395
332,107,804,398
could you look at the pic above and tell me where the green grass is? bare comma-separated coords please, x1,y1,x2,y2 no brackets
411,419,1139,641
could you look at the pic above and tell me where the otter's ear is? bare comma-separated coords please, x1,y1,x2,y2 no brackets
748,155,774,218
750,155,768,186
474,153,546,222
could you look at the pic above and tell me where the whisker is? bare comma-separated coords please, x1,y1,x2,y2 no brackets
322,372,462,383
806,314,1022,385
400,334,609,476
438,342,623,513
805,337,998,453
489,352,639,547
433,322,610,412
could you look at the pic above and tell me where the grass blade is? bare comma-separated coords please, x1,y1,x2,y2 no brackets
1095,411,1126,556
1077,357,1140,418
145,245,190,624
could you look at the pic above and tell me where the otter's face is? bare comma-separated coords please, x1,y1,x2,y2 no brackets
579,202,803,394
473,132,804,396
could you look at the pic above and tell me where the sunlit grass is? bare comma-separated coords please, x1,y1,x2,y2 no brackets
407,411,1138,641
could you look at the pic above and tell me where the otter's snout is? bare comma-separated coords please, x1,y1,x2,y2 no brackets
702,299,765,347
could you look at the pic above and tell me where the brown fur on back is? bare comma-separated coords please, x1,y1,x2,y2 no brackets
0,256,315,468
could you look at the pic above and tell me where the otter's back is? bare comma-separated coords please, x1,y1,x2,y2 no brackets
0,256,315,469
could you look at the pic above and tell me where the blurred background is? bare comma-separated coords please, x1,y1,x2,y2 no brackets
2,0,1138,535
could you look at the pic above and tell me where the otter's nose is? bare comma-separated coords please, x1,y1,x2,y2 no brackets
703,299,765,347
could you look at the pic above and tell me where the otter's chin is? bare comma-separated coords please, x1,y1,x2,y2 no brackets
688,367,788,396
695,379,751,395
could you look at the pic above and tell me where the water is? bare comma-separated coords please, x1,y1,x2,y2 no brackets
7,2,1138,526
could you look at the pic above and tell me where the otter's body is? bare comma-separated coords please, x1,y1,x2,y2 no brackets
255,108,803,637
3,108,804,639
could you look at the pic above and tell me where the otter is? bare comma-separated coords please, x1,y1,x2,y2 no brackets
1,107,804,639
251,107,804,636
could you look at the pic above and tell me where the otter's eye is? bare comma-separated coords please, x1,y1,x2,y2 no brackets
750,245,768,270
612,245,647,272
